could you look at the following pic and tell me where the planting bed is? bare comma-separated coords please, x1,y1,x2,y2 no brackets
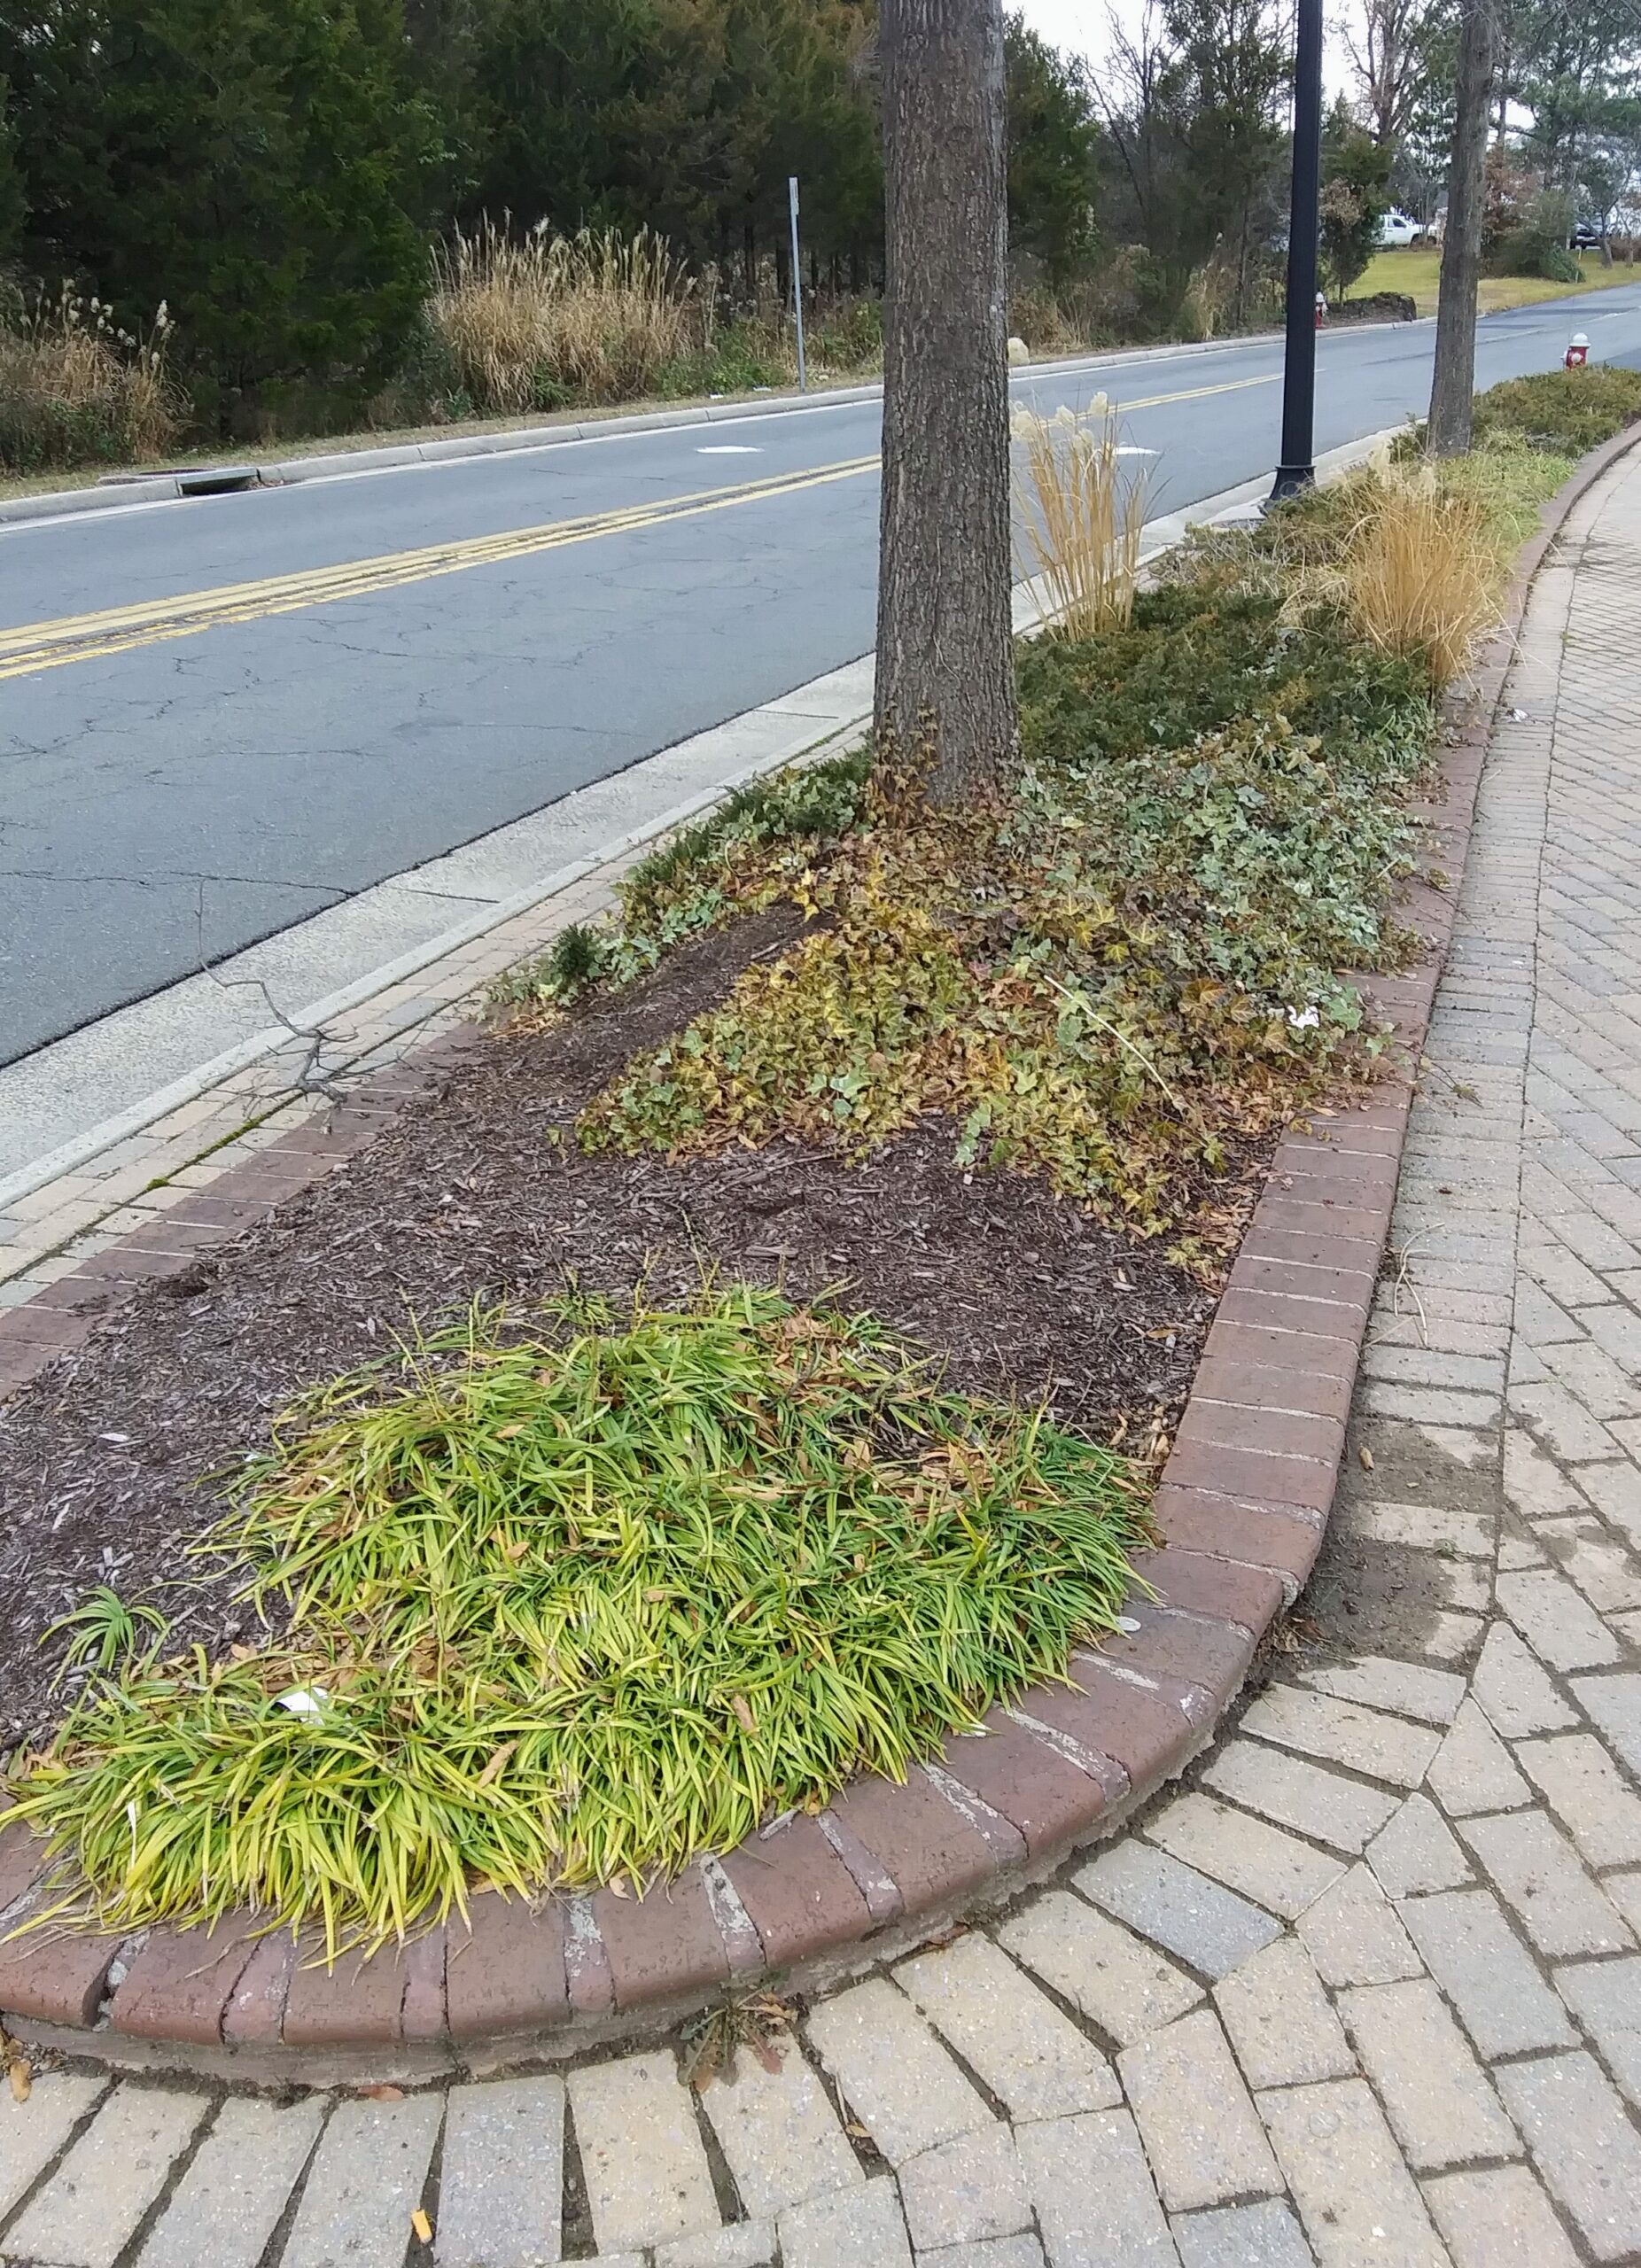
2,384,1626,2070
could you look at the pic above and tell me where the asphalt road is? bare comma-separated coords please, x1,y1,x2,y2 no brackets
4,283,1641,1070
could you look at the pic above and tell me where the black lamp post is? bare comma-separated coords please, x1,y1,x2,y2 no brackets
1272,0,1325,498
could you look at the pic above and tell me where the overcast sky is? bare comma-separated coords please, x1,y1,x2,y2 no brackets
1014,0,1358,107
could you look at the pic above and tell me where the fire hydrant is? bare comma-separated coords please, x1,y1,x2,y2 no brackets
1315,291,1326,329
1567,332,1590,369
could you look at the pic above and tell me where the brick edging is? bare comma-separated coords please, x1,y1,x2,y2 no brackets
2,422,1635,2080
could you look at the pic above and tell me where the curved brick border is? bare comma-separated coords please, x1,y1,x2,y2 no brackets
4,421,1637,2082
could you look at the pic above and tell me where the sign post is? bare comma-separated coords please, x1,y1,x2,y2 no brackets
789,175,808,394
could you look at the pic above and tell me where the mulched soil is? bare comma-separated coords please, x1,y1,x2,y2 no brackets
0,907,1255,1754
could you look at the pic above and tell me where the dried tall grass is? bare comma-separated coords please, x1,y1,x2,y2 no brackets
0,284,180,471
1321,463,1505,685
1012,397,1149,639
428,219,701,411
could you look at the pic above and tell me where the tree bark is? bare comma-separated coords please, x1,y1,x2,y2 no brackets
875,0,1018,804
1427,0,1498,459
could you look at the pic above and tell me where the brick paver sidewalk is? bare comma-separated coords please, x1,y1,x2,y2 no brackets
5,447,1641,2266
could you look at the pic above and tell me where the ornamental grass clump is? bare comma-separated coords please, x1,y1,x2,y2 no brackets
10,1286,1148,1955
1012,396,1148,638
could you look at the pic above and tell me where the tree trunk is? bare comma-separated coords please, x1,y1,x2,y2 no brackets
1427,0,1498,459
875,0,1018,804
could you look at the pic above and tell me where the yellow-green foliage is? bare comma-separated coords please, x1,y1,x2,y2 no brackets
12,1288,1147,1951
580,602,1435,1239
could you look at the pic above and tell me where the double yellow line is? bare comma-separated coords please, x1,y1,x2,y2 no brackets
0,368,1275,683
0,454,879,684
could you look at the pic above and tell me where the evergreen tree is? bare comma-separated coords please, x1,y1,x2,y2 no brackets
0,0,442,427
1319,93,1393,295
1004,15,1101,288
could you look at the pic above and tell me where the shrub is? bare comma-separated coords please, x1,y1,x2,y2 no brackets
1486,189,1582,282
0,283,182,473
429,219,702,412
12,1286,1148,1947
1473,365,1641,455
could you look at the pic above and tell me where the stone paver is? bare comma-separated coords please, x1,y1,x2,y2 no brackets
433,2078,564,2268
995,1894,1202,2047
1455,1806,1633,1953
805,1980,991,2166
0,2075,105,2221
280,2093,443,2268
1422,2165,1581,2267
1171,2200,1313,2268
1073,1843,1281,1979
1336,1978,1519,2170
1143,1793,1344,1919
1426,1699,1531,1815
656,2229,776,2268
1015,2110,1177,2268
1294,1862,1422,1987
699,2047,860,2217
4,2085,206,2268
1494,2052,1641,2262
1365,1793,1472,1898
1515,1731,1641,1864
1555,1954,1641,2109
895,2126,1031,2252
1213,1936,1353,2090
1201,1738,1400,1852
1116,2008,1281,2211
1258,2080,1447,2268
894,1936,1120,2121
568,2054,720,2254
778,2178,912,2268
1400,1887,1578,2057
1235,1687,1442,1788
138,2096,326,2268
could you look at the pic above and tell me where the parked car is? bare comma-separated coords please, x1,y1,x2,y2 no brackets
1376,210,1424,249
1571,215,1604,249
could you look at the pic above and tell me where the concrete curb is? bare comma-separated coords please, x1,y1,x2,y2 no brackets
2,416,1619,2085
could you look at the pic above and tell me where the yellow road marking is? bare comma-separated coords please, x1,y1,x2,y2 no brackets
0,369,1280,682
0,455,879,683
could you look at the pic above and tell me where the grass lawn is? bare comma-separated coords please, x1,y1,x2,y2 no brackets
1355,244,1641,319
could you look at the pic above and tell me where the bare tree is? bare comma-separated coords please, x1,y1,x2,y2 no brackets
1427,0,1499,456
875,0,1017,803
1342,0,1439,147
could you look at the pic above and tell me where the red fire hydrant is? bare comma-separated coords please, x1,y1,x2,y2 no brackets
1567,333,1590,369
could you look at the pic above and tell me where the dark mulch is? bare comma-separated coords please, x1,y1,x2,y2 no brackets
0,907,1248,1753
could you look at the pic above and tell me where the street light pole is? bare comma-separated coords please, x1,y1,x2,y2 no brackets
1272,0,1325,498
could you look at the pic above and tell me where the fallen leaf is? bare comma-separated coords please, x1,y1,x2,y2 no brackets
359,2083,404,2101
477,1741,517,1788
730,1695,756,1734
410,2207,433,2242
1358,1446,1374,1471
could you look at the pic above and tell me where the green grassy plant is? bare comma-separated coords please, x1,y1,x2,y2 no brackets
11,1286,1148,1953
